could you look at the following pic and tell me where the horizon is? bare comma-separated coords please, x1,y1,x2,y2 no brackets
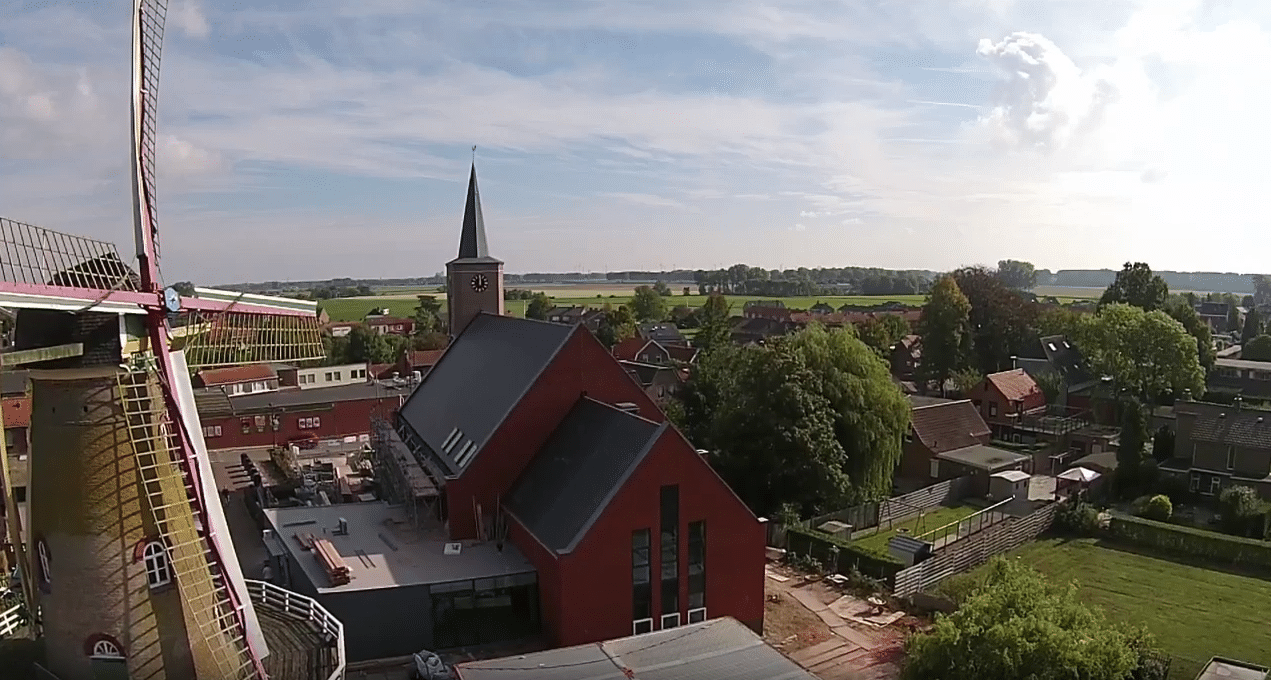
4,0,1268,282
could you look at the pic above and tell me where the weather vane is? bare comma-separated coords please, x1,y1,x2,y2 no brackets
472,145,477,163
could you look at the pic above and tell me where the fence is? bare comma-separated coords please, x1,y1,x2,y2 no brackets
892,501,1060,597
0,601,22,638
246,578,346,680
806,476,977,534
912,496,1014,550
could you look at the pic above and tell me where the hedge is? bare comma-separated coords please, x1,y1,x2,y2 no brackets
785,525,905,580
1107,514,1271,569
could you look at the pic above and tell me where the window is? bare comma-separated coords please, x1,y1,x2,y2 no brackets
312,416,321,428
203,425,222,438
89,637,124,659
632,529,653,628
1189,474,1200,493
240,418,251,435
1209,476,1222,495
660,485,679,618
142,541,171,588
929,459,940,479
688,521,705,611
324,372,333,381
334,371,342,381
989,402,999,417
1227,446,1236,470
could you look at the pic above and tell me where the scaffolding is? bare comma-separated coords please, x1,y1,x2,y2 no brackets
371,417,442,529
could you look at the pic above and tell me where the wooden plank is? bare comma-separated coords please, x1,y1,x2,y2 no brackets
0,342,84,366
790,639,849,664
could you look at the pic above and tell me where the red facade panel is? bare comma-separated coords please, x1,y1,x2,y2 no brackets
199,397,398,449
550,429,765,647
447,330,663,540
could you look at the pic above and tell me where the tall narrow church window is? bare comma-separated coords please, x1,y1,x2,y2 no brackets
660,485,679,624
143,541,172,588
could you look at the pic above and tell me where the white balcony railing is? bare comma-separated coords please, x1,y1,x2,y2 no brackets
0,602,22,638
245,579,345,680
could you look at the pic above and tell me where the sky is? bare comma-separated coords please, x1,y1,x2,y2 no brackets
2,0,1269,284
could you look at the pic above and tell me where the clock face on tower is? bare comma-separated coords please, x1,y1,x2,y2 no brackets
470,273,490,293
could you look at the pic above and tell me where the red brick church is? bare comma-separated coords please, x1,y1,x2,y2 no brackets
395,164,765,647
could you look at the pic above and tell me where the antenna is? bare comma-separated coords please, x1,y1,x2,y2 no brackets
472,145,477,164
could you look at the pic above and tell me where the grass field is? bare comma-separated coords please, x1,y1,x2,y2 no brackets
318,291,929,323
852,505,981,554
933,538,1271,679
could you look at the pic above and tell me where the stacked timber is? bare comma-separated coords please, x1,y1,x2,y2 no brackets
312,538,350,586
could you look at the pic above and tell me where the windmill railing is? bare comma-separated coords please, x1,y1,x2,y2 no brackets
244,579,345,680
0,601,22,638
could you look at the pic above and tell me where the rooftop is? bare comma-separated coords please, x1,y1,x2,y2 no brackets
226,380,416,413
1195,657,1269,680
910,399,991,455
907,394,952,408
986,368,1043,402
936,444,1031,472
264,503,533,594
197,364,278,387
1215,357,1271,371
1,370,28,396
454,617,817,680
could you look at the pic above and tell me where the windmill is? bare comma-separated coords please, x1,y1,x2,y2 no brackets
0,1,326,679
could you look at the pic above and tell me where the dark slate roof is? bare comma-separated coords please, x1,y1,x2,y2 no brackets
1,370,28,396
506,398,664,554
907,394,952,408
1040,335,1095,386
397,314,575,477
451,163,502,265
456,617,817,680
1191,408,1271,449
910,399,991,454
638,322,686,344
619,360,672,388
1196,302,1229,317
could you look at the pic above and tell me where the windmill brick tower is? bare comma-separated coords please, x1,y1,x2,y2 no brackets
0,2,340,678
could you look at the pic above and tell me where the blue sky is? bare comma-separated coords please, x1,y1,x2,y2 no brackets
3,0,1270,284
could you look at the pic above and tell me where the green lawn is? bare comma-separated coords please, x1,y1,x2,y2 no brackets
934,538,1271,680
851,504,982,554
319,292,927,323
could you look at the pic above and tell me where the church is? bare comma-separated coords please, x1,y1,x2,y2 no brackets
397,163,766,648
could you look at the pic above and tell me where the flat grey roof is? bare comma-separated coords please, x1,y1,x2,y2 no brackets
1196,658,1269,680
1216,358,1271,371
455,617,817,680
228,380,417,412
936,444,1030,471
263,503,533,593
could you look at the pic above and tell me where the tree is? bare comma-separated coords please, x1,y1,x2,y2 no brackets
1228,301,1243,333
950,367,983,394
346,324,392,363
1243,308,1263,346
996,259,1038,290
653,281,673,297
1033,369,1065,403
1140,494,1173,521
1100,262,1169,312
413,295,443,335
595,304,637,347
411,331,448,351
1076,304,1205,403
952,266,1038,375
1165,299,1216,370
629,285,668,322
917,276,972,391
172,281,196,296
855,315,910,360
1117,400,1151,495
1245,335,1271,361
1036,305,1086,340
1255,274,1271,306
1152,426,1175,463
525,293,553,321
903,558,1155,680
1218,486,1265,537
692,293,733,356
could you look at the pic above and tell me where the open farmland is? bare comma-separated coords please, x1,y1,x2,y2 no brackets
933,538,1271,680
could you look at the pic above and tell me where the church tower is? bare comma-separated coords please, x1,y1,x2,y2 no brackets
446,162,505,336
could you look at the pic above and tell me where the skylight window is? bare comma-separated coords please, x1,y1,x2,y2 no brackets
442,427,462,454
1047,342,1056,352
454,440,478,468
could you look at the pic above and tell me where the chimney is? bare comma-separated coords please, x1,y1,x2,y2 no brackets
337,517,349,536
1234,395,1244,410
614,402,640,414
1181,389,1193,402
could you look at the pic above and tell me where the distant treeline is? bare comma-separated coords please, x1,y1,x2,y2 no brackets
1038,270,1267,294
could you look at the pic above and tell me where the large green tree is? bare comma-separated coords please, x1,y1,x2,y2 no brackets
525,293,553,320
918,275,972,390
855,315,910,360
346,324,393,363
595,304,637,347
1164,299,1216,370
996,259,1038,290
413,295,444,335
692,293,733,356
1100,262,1169,312
1243,308,1263,346
952,266,1039,375
1075,304,1205,403
629,285,668,322
903,559,1160,680
1244,334,1271,361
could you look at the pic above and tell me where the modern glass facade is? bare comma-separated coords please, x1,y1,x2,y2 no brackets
429,572,540,649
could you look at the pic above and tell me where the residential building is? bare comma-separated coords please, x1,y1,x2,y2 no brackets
1015,335,1099,411
899,396,1029,494
1196,301,1238,334
612,337,698,365
809,302,835,314
365,316,415,336
965,369,1047,435
453,617,816,680
276,362,370,390
637,322,688,347
890,335,921,378
1208,357,1271,400
547,306,605,332
620,360,684,402
729,316,787,345
1162,393,1271,500
397,348,448,377
192,364,280,396
194,380,412,450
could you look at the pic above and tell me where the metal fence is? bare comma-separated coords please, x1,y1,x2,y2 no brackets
246,578,345,680
807,476,977,533
911,496,1014,550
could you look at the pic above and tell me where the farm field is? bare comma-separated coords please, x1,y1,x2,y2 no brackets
851,504,981,554
933,537,1271,680
319,292,928,322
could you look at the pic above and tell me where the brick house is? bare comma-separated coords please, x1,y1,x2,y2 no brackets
965,369,1047,436
890,335,921,378
397,348,448,378
365,316,415,336
548,306,605,332
1208,358,1271,401
192,364,280,396
620,360,684,402
899,395,1030,495
613,337,671,365
1162,393,1271,500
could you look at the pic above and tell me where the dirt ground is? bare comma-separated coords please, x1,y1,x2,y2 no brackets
763,566,837,653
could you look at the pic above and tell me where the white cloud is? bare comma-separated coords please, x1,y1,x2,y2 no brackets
169,1,211,40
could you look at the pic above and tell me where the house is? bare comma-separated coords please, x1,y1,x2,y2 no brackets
809,302,835,314
1208,357,1271,400
398,348,448,377
1196,301,1237,334
620,360,684,402
730,316,787,345
1161,393,1271,500
637,322,688,347
365,316,414,336
965,369,1047,434
613,337,671,365
900,396,1029,495
547,306,605,332
325,322,356,338
192,364,280,396
276,362,371,390
453,617,817,680
262,162,764,662
194,379,412,450
890,335,921,378
1015,335,1099,410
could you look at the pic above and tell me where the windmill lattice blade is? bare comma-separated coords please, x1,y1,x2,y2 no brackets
0,217,136,290
180,312,327,370
132,0,169,280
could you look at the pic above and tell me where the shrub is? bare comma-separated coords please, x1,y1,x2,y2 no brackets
1053,496,1101,536
1152,474,1190,505
1219,485,1266,537
1140,494,1173,521
784,525,904,580
1107,514,1271,569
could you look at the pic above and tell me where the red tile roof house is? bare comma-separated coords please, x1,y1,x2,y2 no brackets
396,348,448,377
308,313,765,660
365,316,415,336
899,395,1031,496
192,364,280,396
965,369,1047,436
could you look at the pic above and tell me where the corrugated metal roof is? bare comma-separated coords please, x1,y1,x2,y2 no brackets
456,617,816,680
506,398,663,554
397,314,575,478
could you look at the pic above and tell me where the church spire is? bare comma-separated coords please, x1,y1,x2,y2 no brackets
457,161,490,260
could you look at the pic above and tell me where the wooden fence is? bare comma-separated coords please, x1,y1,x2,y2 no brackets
892,501,1060,597
806,475,977,534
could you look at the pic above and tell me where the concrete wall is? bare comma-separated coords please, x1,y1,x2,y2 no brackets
318,585,435,662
